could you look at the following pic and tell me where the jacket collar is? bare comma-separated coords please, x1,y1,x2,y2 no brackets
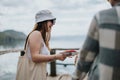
115,2,120,6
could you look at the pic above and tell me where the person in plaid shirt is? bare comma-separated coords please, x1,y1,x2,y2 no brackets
72,0,120,80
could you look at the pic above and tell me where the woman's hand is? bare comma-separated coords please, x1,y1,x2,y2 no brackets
55,53,67,61
60,50,78,57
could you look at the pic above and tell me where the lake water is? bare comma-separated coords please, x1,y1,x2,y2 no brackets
0,36,85,80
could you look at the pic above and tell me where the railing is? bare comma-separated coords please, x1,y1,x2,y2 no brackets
0,49,22,55
0,48,79,76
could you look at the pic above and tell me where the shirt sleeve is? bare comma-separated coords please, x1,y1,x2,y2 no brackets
72,15,99,80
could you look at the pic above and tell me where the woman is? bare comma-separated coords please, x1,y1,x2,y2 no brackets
16,10,67,80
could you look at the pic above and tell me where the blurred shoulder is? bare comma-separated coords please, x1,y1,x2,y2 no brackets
29,31,42,39
31,31,42,36
95,7,115,17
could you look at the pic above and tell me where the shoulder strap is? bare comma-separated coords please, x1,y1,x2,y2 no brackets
20,40,29,56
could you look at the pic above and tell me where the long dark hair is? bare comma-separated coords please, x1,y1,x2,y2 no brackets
24,21,51,51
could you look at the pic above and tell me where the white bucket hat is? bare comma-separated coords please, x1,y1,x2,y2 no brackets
35,10,56,23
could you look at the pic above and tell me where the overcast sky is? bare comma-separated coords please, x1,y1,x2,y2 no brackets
0,0,110,36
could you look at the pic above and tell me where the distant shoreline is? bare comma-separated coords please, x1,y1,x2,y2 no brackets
0,29,26,45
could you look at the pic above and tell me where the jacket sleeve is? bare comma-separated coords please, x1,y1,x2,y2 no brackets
72,15,99,80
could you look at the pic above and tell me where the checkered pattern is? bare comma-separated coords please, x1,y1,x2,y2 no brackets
72,3,120,80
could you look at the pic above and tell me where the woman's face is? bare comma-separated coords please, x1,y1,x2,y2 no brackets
47,20,55,31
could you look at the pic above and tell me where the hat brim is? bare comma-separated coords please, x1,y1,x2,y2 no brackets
36,16,56,23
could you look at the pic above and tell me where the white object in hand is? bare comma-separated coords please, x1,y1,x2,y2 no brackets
65,52,78,56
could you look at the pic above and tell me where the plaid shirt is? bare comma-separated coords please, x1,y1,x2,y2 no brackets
72,2,120,80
